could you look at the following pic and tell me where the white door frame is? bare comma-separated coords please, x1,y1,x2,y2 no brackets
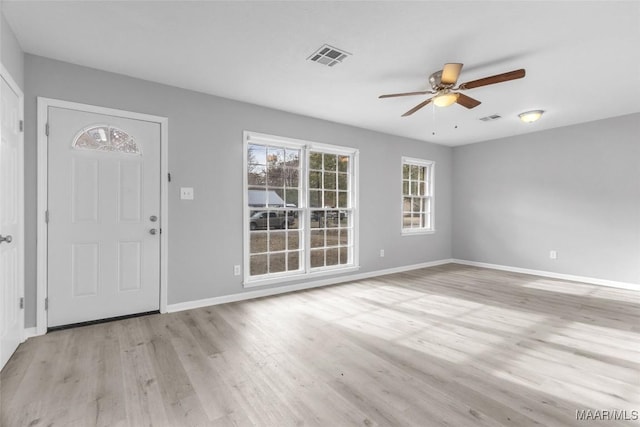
36,97,169,335
0,63,25,344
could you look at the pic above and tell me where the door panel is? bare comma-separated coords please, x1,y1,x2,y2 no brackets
0,73,24,370
47,107,161,327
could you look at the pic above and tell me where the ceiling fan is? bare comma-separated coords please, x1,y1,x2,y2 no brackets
379,63,525,117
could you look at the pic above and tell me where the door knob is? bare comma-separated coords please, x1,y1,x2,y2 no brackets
0,235,12,244
149,229,158,235
150,215,158,222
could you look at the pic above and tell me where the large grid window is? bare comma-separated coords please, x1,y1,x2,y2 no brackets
244,132,357,285
247,143,302,276
309,151,353,269
402,157,434,233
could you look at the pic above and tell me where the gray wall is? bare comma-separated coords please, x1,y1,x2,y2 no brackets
452,113,640,284
0,11,24,89
23,54,453,327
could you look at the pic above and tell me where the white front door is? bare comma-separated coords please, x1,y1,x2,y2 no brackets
47,107,161,327
0,70,24,369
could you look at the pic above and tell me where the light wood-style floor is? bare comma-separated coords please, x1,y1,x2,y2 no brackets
2,264,639,426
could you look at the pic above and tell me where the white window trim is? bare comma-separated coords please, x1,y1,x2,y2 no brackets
243,131,359,287
401,156,435,235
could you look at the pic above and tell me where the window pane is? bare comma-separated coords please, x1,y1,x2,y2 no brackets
310,210,323,228
326,248,339,266
402,180,409,195
269,231,286,251
338,156,349,172
285,149,300,167
248,144,266,165
267,147,284,165
284,168,299,188
326,229,339,247
309,190,322,208
339,229,349,245
326,210,340,228
419,182,425,196
338,173,348,190
323,154,337,171
250,254,267,275
338,192,348,208
288,231,300,250
267,165,284,187
310,249,324,268
402,164,410,179
410,165,419,179
288,251,300,271
324,172,336,190
309,152,322,170
267,213,287,229
403,197,411,213
250,232,267,254
410,181,417,196
419,166,426,181
339,247,348,264
342,211,352,228
269,253,286,273
309,171,322,189
248,164,266,186
285,189,299,206
412,198,421,213
324,191,336,208
311,230,325,248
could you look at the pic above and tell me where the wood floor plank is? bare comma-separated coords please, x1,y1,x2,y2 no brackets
2,263,639,426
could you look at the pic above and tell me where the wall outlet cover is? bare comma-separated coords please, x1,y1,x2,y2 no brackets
180,187,194,200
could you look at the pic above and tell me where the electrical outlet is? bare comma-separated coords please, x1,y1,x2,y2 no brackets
180,187,194,200
233,265,241,276
380,249,385,257
549,250,558,260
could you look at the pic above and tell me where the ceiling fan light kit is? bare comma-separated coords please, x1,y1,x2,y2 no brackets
379,63,526,117
518,110,544,123
433,91,459,107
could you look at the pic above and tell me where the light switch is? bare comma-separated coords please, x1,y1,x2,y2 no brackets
180,187,194,200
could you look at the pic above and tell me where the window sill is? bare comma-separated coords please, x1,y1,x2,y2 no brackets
401,229,435,236
243,265,360,288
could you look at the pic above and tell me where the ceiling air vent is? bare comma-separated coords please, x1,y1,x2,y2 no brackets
479,114,502,122
308,44,351,67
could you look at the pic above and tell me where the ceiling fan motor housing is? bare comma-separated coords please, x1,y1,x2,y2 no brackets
429,71,443,90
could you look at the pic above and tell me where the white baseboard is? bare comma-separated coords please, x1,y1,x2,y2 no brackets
23,327,38,340
167,258,454,313
452,259,640,292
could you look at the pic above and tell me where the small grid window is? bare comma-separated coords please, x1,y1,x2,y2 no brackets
402,157,434,233
245,132,358,285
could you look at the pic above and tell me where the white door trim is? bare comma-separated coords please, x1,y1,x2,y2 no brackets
36,97,169,335
0,63,25,344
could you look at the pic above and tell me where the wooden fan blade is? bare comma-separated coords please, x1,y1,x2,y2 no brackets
379,91,431,99
458,69,525,90
455,93,481,109
441,63,463,85
401,98,432,117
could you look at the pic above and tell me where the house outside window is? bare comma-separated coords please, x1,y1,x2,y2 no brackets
402,157,434,234
244,132,358,286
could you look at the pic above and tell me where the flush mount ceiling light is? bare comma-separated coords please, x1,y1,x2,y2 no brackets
518,110,544,123
432,90,459,107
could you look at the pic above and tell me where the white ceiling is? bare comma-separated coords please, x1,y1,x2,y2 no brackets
3,1,640,146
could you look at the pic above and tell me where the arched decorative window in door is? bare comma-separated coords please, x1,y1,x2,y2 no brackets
72,125,141,155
